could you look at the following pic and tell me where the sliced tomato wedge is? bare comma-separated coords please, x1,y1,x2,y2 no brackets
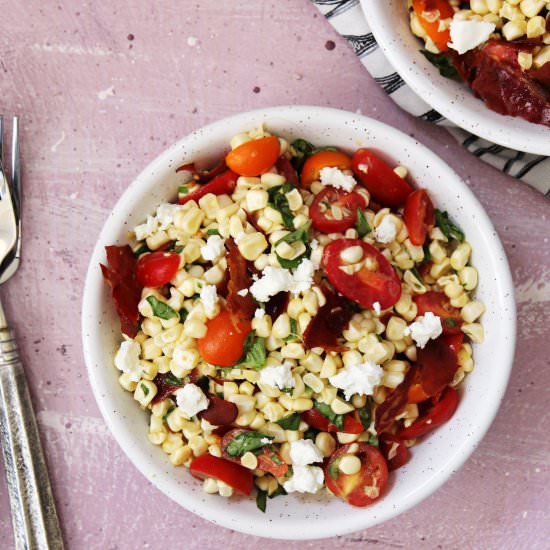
412,0,455,52
379,434,410,471
403,189,435,246
399,387,459,439
351,149,413,207
415,336,459,399
301,408,363,435
414,291,462,334
136,251,180,287
178,169,239,205
322,238,401,310
200,396,238,426
189,454,253,495
309,187,367,234
226,136,280,176
325,443,388,507
300,150,352,188
225,238,255,321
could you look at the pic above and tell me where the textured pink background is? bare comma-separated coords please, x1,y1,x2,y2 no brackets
0,1,549,548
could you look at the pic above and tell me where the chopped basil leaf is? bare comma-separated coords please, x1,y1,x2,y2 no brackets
420,50,459,79
445,318,458,328
283,318,299,342
314,400,344,430
237,330,266,369
281,387,293,394
276,412,301,430
173,245,184,254
358,401,372,430
434,209,465,242
163,372,185,386
178,185,190,195
275,221,312,269
225,431,273,457
290,138,315,172
206,228,220,236
133,243,151,257
303,385,314,397
256,489,267,513
328,458,341,480
368,434,379,448
140,383,149,396
303,427,319,441
269,485,287,498
146,296,179,320
179,308,189,323
195,375,210,394
310,146,339,156
267,184,295,229
162,404,175,420
423,243,432,263
356,209,371,238
410,267,424,283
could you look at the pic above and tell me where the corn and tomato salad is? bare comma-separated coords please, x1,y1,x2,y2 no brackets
100,125,485,510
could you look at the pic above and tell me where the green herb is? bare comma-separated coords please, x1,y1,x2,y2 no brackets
178,185,190,195
423,243,432,263
410,267,424,283
256,489,267,513
434,209,465,242
280,388,293,394
368,434,379,448
269,485,287,498
133,243,151,257
283,318,299,342
206,228,220,236
420,50,459,79
276,412,301,430
358,401,372,430
303,427,319,441
225,431,273,457
275,221,312,269
376,334,384,343
328,458,341,480
173,245,184,253
237,331,266,369
314,400,344,430
290,138,314,172
356,209,371,238
179,308,189,323
163,373,184,386
146,296,179,320
195,375,210,394
445,318,458,329
310,146,338,155
162,404,175,421
140,383,149,396
268,451,283,465
303,385,314,397
267,184,295,229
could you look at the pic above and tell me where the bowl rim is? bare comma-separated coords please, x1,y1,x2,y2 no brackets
82,105,516,539
360,0,550,156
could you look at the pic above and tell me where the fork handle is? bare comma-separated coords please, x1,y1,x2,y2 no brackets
0,325,64,550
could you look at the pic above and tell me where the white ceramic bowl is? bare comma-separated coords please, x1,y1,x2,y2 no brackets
361,0,550,156
82,106,516,539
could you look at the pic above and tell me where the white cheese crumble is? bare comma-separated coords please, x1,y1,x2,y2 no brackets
404,312,442,349
200,235,225,262
329,361,383,401
283,465,324,494
156,203,182,230
448,19,495,55
254,308,266,319
237,288,249,297
199,284,219,317
259,363,295,390
375,216,397,244
175,384,209,418
319,166,357,192
134,215,158,241
114,340,143,382
289,440,324,466
372,301,381,316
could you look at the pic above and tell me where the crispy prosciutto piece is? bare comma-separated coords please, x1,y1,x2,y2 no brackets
100,245,142,338
151,373,184,405
453,40,550,128
225,238,256,321
275,156,299,186
200,396,238,426
265,291,289,321
414,336,459,397
303,287,353,352
175,159,228,181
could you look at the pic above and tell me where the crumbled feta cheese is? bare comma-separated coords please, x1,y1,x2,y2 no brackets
156,203,182,230
375,216,397,244
237,288,249,297
175,384,209,418
200,235,225,262
199,284,219,316
404,312,442,349
291,258,315,293
448,20,495,55
289,440,324,466
283,465,324,494
309,239,323,269
329,361,383,401
254,308,265,319
114,340,143,382
259,363,295,390
260,437,272,445
134,215,158,241
319,166,357,192
372,301,381,316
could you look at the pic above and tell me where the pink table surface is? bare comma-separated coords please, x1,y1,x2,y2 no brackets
0,1,549,548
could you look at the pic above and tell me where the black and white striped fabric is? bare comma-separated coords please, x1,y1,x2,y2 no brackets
312,0,550,196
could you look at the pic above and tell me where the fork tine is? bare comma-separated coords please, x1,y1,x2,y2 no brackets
11,116,20,214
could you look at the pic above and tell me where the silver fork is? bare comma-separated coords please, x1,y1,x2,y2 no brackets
0,116,64,549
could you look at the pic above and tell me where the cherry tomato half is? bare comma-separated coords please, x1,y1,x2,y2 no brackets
189,454,253,495
135,251,180,287
198,309,252,367
351,149,413,207
309,187,367,234
178,169,239,205
379,434,410,471
301,408,364,434
414,291,462,334
300,150,352,188
322,238,402,310
412,0,455,52
399,387,459,439
324,443,388,507
226,136,280,177
403,189,435,246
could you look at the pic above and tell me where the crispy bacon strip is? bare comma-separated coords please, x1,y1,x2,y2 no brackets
225,238,255,320
151,373,183,405
175,159,227,181
415,337,459,397
265,291,289,321
375,367,416,434
100,245,142,338
275,156,299,186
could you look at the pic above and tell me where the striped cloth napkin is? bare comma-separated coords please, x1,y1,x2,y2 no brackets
311,0,550,197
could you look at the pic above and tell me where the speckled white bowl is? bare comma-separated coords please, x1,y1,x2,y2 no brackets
361,0,550,156
82,106,516,539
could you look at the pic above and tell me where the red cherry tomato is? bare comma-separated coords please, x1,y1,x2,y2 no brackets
225,136,280,176
414,291,463,334
301,408,364,435
403,189,435,246
399,387,459,439
198,309,252,367
412,0,455,52
189,454,253,495
351,149,413,207
322,238,402,309
309,187,367,234
300,150,352,188
135,251,180,287
379,434,410,471
200,396,238,426
178,169,239,205
324,443,388,507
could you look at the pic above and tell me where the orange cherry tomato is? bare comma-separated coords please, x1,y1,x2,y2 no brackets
412,0,455,52
225,136,280,176
300,150,352,188
198,309,252,367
